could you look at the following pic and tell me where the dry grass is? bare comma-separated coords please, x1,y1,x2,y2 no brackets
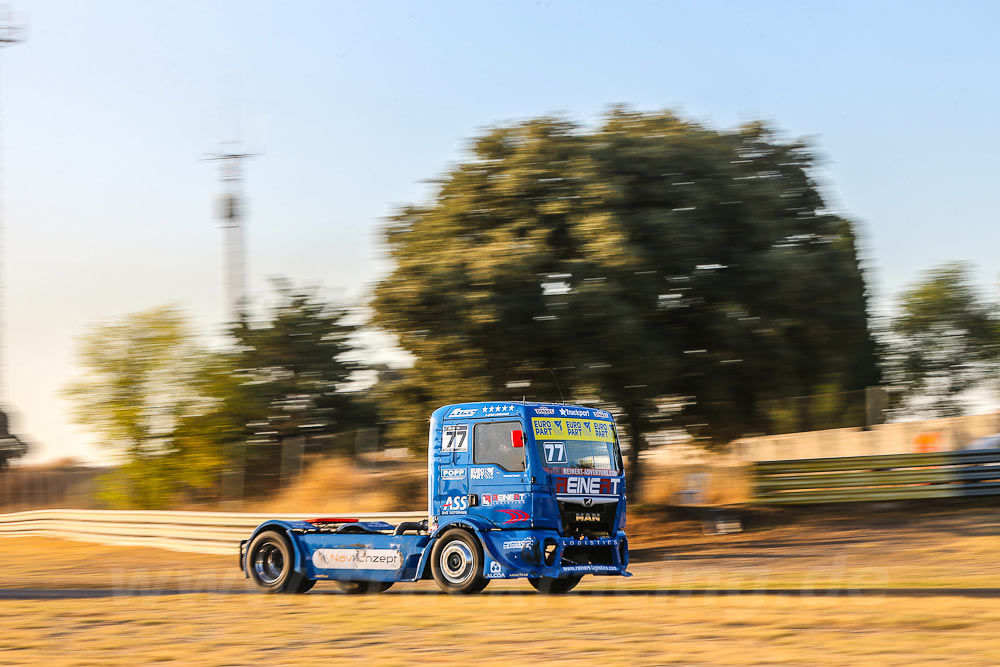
251,457,426,514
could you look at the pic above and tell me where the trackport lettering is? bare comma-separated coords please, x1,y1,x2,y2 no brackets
555,476,622,496
312,548,402,570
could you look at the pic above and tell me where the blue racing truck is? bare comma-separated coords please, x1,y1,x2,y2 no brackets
240,401,630,594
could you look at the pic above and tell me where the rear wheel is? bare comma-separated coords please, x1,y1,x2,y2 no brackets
336,580,394,594
528,576,582,594
430,530,489,595
246,530,313,594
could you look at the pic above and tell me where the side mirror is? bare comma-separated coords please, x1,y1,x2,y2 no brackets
511,430,524,448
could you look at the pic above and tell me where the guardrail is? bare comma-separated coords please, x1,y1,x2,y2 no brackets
0,509,427,555
753,448,1000,504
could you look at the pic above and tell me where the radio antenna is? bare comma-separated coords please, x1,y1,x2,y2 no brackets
549,368,565,404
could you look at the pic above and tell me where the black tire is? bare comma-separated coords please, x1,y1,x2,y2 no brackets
528,575,582,594
336,580,394,595
294,578,316,594
245,530,312,594
430,530,489,595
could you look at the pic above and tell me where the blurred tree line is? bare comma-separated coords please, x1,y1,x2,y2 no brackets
64,285,375,508
59,109,1000,506
882,263,1000,417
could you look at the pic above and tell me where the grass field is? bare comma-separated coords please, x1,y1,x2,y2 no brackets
5,504,1000,664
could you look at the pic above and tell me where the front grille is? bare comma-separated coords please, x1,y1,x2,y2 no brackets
558,500,617,537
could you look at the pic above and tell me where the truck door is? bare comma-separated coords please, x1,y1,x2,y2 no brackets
435,420,472,517
467,419,531,528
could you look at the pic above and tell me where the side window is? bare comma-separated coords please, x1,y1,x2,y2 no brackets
473,421,525,472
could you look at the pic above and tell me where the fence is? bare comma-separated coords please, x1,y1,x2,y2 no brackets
0,467,104,511
0,509,426,555
753,448,1000,505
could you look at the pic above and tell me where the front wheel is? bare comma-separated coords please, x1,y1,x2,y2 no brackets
430,530,489,595
245,530,312,594
528,576,582,594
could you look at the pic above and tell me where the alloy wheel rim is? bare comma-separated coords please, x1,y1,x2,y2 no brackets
253,542,285,585
440,541,474,584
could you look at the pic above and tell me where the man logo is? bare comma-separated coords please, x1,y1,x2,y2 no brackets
583,498,594,507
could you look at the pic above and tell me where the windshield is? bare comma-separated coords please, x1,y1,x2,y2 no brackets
536,438,621,474
531,416,622,473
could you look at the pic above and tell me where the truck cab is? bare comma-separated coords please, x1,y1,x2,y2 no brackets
241,401,629,595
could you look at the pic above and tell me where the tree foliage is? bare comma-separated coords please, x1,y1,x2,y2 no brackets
372,109,878,496
222,282,371,491
885,263,999,417
64,284,369,508
63,306,206,507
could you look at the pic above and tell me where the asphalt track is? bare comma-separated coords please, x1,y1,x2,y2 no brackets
4,587,1000,600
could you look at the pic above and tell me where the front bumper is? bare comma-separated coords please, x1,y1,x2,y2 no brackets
484,531,630,579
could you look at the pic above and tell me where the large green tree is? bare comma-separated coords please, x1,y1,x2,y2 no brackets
884,263,999,416
372,109,878,496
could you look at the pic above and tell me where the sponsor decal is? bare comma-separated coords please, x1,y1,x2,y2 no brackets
546,467,618,476
441,494,469,513
481,492,525,506
470,467,495,480
555,476,622,496
441,468,466,480
312,548,402,571
574,512,602,522
534,406,555,415
442,424,469,452
448,408,477,418
542,441,567,464
490,561,502,575
484,404,516,413
565,537,618,546
502,538,535,550
558,408,590,417
532,418,614,442
562,564,620,573
594,410,612,420
496,508,530,524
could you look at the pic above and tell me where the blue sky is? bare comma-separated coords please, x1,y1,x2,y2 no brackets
4,0,999,462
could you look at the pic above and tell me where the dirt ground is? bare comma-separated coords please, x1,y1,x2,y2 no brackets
4,503,1000,664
